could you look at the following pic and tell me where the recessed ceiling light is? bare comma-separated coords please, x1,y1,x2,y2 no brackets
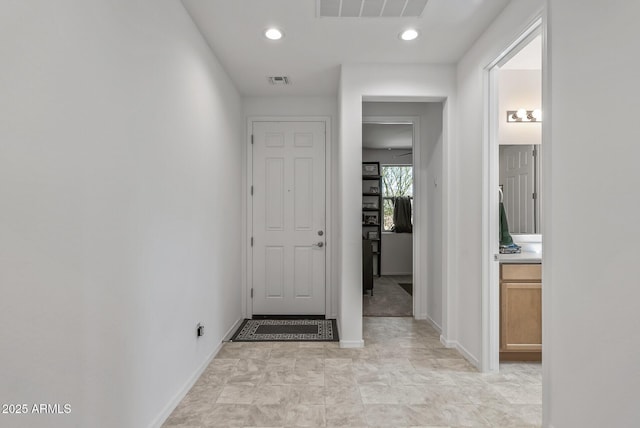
400,29,419,41
264,28,284,40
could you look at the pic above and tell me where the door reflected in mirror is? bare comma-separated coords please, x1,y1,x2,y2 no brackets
499,144,540,234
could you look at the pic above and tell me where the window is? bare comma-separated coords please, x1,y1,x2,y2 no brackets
381,165,413,231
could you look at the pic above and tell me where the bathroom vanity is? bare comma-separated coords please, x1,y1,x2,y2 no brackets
498,236,542,362
499,262,542,361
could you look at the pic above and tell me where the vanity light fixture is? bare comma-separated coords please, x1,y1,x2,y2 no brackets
507,108,542,122
264,28,284,40
399,29,419,41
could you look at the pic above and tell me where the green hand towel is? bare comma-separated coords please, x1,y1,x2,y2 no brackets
499,202,514,246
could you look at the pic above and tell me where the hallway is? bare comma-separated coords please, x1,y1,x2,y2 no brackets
363,275,413,317
164,318,541,427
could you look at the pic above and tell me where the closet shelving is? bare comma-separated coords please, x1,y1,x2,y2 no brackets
362,162,382,279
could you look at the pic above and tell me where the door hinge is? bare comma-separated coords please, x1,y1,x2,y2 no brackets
251,134,254,144
251,185,253,196
250,237,254,247
532,192,537,200
250,288,254,298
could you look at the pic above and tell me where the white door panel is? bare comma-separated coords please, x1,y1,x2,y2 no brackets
500,145,535,234
252,121,326,315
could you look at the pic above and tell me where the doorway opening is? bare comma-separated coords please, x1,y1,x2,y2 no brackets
361,121,415,317
483,19,543,372
359,100,444,324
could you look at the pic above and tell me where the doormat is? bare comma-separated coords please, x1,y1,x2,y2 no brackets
398,283,413,296
230,318,339,342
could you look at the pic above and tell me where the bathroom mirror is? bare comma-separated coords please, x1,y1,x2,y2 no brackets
499,144,540,234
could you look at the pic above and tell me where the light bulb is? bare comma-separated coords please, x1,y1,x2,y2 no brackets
516,109,527,119
400,29,419,41
532,109,542,121
264,28,283,40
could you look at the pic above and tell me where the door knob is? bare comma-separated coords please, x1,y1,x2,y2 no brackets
312,242,324,248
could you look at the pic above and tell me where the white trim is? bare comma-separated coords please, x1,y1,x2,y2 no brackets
150,317,241,428
541,5,552,426
455,341,481,370
149,350,216,427
440,335,454,348
222,317,245,342
362,115,422,319
481,17,543,373
245,116,333,319
440,98,453,357
222,317,245,343
339,340,365,348
439,336,480,370
426,315,442,334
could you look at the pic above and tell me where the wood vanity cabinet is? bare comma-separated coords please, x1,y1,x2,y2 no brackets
500,263,542,361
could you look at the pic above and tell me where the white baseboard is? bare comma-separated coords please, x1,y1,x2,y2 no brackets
334,317,363,348
223,317,245,341
149,317,242,428
439,335,480,370
414,313,427,321
340,340,365,348
426,315,442,334
149,349,216,428
440,334,455,348
455,341,480,369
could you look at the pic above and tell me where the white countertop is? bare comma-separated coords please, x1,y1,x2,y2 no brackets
497,235,542,264
497,252,542,263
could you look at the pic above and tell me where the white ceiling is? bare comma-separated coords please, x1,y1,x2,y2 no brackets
181,0,511,96
362,123,413,149
501,35,542,70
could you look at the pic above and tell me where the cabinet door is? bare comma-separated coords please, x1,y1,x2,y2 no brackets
500,282,542,351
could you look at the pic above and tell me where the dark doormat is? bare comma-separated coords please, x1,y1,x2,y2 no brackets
398,283,413,296
230,318,339,342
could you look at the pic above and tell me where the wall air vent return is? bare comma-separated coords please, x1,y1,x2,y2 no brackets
318,0,428,18
267,76,291,85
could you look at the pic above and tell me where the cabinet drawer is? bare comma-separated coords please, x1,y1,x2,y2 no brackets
501,264,541,281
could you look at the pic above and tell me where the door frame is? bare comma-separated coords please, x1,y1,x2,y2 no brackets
244,116,333,319
362,115,423,318
481,18,542,372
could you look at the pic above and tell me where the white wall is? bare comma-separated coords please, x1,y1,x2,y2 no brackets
545,1,640,426
423,104,444,331
0,1,243,427
243,96,339,318
455,0,543,365
340,75,454,344
498,70,542,145
380,234,413,275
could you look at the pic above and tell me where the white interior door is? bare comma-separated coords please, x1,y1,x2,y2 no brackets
500,145,535,233
252,121,326,315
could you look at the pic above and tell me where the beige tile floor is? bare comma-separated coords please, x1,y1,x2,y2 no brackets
363,276,413,317
163,317,541,428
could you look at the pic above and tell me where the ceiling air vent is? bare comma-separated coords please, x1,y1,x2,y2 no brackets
318,0,429,18
267,76,291,85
